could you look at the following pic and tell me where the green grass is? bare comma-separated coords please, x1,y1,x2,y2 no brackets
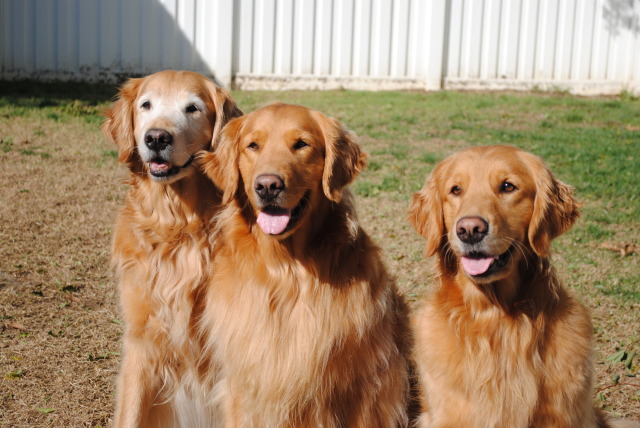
0,80,115,124
1,82,637,223
0,81,638,425
231,89,640,302
232,90,639,221
1,81,638,301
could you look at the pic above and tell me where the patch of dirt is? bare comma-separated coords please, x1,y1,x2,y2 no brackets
1,98,638,427
1,115,124,427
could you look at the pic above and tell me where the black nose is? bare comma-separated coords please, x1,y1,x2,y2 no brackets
144,129,173,151
254,174,285,201
456,216,489,244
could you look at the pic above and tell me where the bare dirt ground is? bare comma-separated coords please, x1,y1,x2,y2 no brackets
1,110,124,426
0,85,638,427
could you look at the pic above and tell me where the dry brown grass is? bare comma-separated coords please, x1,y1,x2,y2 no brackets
1,112,124,426
1,84,638,426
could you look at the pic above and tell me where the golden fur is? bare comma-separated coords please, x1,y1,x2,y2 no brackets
198,103,412,427
102,70,241,427
408,145,638,428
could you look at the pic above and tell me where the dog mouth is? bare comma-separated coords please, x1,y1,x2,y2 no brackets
147,156,195,179
255,191,310,236
460,245,514,277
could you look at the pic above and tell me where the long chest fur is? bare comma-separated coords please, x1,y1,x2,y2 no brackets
422,298,544,428
201,246,391,425
214,262,375,378
113,191,213,353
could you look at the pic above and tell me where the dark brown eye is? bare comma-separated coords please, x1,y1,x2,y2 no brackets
450,185,462,196
247,142,259,150
141,101,151,110
186,104,198,113
501,181,517,193
293,139,309,150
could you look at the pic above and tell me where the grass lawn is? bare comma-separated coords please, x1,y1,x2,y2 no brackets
0,81,638,426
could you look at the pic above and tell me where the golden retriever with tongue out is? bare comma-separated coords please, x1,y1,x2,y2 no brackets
408,145,639,428
102,70,242,427
198,103,412,428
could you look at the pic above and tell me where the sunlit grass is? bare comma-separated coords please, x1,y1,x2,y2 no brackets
1,81,638,302
0,80,637,425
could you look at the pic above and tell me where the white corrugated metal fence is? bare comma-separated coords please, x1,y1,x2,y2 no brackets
1,0,639,94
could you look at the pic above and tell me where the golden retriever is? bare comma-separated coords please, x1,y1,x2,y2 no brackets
102,70,241,427
198,103,412,427
408,145,639,428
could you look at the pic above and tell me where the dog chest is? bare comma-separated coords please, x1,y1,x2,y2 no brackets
418,303,542,428
202,258,394,425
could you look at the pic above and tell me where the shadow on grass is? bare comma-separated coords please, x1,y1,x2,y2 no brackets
601,286,640,301
0,80,118,108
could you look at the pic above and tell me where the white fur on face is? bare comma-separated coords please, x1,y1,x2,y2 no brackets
133,84,213,182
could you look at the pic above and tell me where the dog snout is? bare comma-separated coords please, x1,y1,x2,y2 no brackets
255,174,285,202
456,216,489,244
144,129,173,152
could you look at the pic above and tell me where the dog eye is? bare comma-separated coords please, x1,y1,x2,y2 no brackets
186,104,199,113
450,185,462,196
141,101,151,110
501,181,517,193
247,142,259,150
293,139,309,150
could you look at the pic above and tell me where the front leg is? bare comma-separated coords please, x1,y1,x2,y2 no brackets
533,297,601,428
112,272,170,428
113,336,167,428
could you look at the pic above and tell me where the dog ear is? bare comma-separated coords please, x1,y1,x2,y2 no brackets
101,78,143,171
526,154,581,257
408,167,445,257
200,116,244,204
313,112,368,202
207,81,243,150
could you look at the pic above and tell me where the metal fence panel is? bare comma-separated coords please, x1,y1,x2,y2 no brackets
0,0,638,94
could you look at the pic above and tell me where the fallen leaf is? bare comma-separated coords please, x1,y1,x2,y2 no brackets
607,350,627,364
7,322,26,330
599,241,637,256
625,350,637,370
620,243,637,256
88,352,111,362
5,369,23,379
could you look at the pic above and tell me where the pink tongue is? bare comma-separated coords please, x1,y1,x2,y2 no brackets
461,256,496,276
256,209,292,235
149,162,172,173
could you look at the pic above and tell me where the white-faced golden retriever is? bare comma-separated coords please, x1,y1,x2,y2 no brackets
102,70,241,427
408,145,639,428
198,103,412,427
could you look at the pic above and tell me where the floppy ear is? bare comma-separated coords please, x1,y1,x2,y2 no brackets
199,116,244,204
408,167,445,257
101,78,143,171
206,81,243,150
526,154,581,256
312,112,368,202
